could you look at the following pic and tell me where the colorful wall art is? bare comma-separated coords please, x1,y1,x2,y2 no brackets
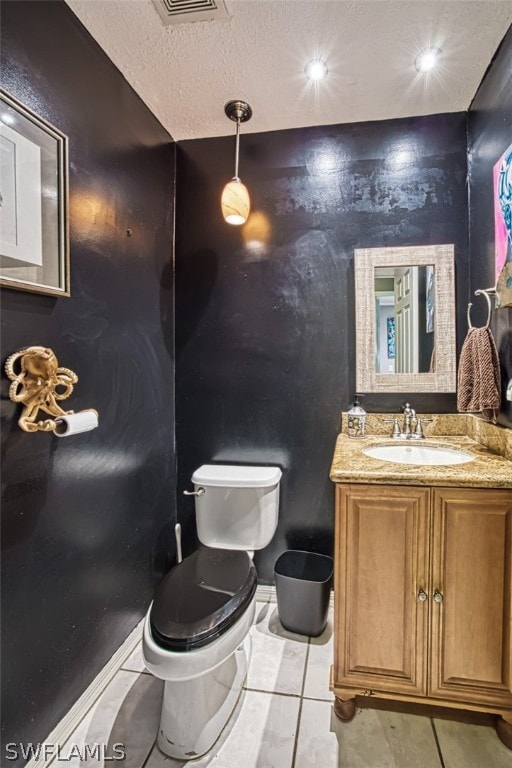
494,141,512,282
387,316,395,359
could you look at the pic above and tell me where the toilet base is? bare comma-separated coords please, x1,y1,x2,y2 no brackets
156,636,250,760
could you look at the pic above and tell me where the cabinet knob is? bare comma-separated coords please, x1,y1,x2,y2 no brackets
417,588,428,602
433,589,444,603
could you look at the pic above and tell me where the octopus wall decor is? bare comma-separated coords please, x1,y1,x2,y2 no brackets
5,346,88,433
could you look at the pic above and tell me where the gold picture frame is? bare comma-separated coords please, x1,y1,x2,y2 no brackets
0,89,70,297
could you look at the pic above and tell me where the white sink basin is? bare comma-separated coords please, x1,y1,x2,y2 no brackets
362,443,475,466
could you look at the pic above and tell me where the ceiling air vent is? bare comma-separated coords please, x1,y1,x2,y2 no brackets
152,0,229,25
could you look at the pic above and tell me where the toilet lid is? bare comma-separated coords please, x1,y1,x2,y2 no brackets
149,547,257,652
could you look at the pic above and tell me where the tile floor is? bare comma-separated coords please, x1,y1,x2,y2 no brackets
59,601,510,767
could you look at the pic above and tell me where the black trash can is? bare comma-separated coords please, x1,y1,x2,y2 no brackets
274,550,333,637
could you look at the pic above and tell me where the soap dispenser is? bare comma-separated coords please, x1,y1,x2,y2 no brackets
347,394,367,438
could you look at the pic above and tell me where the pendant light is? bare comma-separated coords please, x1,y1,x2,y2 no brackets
221,100,252,225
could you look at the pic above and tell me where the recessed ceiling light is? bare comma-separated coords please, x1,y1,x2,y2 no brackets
415,47,442,73
305,59,328,81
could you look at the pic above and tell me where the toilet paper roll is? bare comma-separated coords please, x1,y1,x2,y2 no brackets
54,409,99,437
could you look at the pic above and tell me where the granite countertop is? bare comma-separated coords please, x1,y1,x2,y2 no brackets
330,433,512,489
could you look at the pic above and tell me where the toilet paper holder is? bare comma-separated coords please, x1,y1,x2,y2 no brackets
5,346,98,436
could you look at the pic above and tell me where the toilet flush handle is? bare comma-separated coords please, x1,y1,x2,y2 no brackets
183,487,206,496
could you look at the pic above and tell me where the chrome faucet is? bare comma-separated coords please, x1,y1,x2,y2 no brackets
384,403,432,439
403,403,416,436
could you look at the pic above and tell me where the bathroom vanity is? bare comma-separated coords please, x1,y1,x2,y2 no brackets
329,416,512,748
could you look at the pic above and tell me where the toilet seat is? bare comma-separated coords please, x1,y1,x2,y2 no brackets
150,547,257,652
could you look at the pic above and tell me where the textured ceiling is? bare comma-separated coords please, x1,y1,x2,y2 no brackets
65,0,512,141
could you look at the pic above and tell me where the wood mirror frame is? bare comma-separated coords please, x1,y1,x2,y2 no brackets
355,244,456,393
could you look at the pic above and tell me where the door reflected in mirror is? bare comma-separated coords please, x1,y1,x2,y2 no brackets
375,265,435,374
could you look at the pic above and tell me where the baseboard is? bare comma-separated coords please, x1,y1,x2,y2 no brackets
25,620,144,768
256,584,335,609
255,584,277,602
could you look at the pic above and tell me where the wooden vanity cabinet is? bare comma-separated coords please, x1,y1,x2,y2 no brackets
332,484,512,742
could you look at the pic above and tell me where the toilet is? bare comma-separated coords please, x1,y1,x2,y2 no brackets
142,463,282,760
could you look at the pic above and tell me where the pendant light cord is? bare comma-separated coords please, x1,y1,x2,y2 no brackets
234,118,240,179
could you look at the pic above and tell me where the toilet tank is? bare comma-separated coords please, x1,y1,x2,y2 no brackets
191,464,282,551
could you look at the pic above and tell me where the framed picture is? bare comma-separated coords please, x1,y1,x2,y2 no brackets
0,90,69,296
494,141,512,307
386,316,395,359
494,141,512,282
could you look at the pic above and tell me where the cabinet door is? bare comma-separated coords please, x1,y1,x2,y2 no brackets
334,484,430,696
430,487,512,708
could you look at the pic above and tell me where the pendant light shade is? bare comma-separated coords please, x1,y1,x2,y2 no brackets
221,178,250,225
222,100,252,226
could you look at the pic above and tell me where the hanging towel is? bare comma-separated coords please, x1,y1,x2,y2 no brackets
457,327,501,422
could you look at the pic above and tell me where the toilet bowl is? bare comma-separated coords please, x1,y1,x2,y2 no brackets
142,464,281,760
143,562,256,760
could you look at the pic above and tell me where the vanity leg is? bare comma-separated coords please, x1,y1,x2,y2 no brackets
334,696,356,723
496,714,512,750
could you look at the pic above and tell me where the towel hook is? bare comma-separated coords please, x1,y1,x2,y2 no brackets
467,289,493,329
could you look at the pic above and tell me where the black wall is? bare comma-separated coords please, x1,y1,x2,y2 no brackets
1,2,176,760
175,114,469,582
468,26,512,428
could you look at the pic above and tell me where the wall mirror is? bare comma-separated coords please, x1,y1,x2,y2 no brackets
355,244,456,393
